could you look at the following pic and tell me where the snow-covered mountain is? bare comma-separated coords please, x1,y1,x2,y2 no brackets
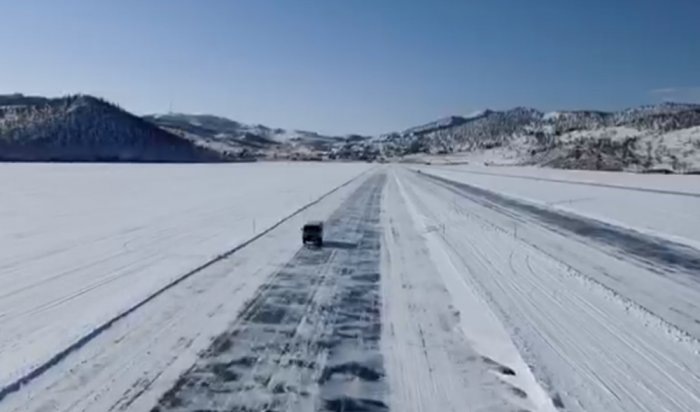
3,93,698,171
144,113,348,159
377,103,700,172
402,115,473,135
0,94,222,162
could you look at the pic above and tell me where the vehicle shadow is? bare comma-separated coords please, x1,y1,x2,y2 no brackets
322,240,358,250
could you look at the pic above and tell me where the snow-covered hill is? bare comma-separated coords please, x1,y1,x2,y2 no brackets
378,103,700,172
0,94,222,162
4,93,698,170
144,113,348,159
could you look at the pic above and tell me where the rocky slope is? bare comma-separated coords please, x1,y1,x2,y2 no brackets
0,94,223,162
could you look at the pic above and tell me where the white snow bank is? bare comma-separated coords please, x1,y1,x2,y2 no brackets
389,170,557,412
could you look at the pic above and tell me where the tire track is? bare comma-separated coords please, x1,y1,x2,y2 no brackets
153,174,387,412
418,171,700,277
428,166,700,198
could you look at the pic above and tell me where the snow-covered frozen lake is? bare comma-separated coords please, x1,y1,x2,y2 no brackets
2,162,700,412
0,162,372,391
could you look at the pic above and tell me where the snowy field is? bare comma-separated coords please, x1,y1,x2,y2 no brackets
413,164,700,248
2,162,700,412
0,162,371,395
393,167,700,412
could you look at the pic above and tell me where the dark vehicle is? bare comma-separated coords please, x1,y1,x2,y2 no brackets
302,221,324,246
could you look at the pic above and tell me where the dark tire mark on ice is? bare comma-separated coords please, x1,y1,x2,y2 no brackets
429,165,700,198
552,393,566,409
324,397,388,412
419,171,700,278
154,174,387,412
322,240,358,250
481,356,517,377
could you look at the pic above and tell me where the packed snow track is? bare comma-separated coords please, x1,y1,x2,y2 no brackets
2,163,700,412
154,174,388,412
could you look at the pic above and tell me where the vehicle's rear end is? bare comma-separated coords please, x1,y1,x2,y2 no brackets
303,222,323,246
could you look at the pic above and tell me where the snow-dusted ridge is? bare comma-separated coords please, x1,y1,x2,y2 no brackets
375,102,700,172
0,94,222,162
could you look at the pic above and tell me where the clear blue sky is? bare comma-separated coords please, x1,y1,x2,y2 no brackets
1,0,699,135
